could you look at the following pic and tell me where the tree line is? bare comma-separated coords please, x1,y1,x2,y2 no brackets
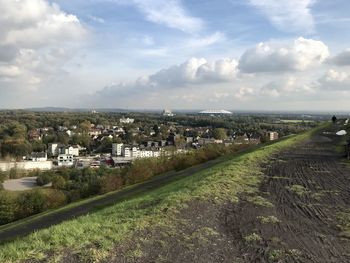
0,143,249,225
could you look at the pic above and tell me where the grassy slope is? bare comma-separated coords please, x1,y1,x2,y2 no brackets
0,129,315,262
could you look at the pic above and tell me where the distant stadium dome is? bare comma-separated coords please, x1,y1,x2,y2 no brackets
198,109,233,115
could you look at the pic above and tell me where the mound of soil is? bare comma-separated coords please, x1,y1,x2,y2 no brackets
57,126,350,263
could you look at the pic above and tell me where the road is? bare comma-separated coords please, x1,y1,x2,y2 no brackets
3,177,38,191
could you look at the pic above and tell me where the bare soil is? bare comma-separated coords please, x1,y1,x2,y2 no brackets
104,126,350,263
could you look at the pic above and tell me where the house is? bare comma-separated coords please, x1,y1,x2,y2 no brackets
123,146,131,158
266,132,279,141
234,134,250,144
120,117,134,124
66,130,74,137
162,109,174,117
48,143,61,157
159,140,167,147
88,129,102,136
197,138,219,145
27,152,47,162
112,143,124,156
28,130,41,141
66,146,80,157
52,144,80,157
57,154,74,167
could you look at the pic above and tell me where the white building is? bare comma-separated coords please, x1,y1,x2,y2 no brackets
57,154,74,167
123,147,131,158
27,152,48,162
266,132,279,141
66,130,74,137
65,146,80,157
120,117,134,124
162,109,174,117
112,143,124,156
48,143,59,157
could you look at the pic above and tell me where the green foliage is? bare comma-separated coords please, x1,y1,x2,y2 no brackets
286,184,310,196
16,190,46,218
257,215,280,224
244,233,262,242
212,128,228,140
0,192,17,225
36,172,53,186
52,176,67,190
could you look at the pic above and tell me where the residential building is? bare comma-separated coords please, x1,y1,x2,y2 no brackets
162,109,174,117
27,152,47,162
120,117,134,124
88,129,102,136
266,132,279,141
112,143,124,156
57,154,74,167
123,147,131,158
48,143,60,156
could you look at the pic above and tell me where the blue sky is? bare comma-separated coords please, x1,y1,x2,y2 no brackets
1,0,350,110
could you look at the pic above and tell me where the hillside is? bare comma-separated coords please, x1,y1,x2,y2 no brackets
0,122,349,262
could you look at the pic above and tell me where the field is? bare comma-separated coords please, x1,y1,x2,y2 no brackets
0,122,349,262
280,119,314,123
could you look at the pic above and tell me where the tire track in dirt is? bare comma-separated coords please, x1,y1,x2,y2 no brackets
225,128,350,262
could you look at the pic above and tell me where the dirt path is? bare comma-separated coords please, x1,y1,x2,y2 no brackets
224,126,350,262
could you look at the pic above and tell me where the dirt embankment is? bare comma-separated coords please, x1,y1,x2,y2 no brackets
102,126,350,263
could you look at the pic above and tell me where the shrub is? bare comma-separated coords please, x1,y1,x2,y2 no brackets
0,192,17,225
16,190,46,218
36,173,53,186
52,176,67,190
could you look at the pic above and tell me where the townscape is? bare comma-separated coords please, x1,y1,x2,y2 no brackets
0,109,311,172
2,0,350,262
0,109,318,225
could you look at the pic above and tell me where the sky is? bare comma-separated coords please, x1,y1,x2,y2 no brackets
1,0,350,111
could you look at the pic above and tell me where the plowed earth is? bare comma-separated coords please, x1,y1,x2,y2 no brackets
106,126,350,263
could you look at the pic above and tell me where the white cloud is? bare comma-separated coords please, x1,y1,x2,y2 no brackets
0,0,86,89
88,15,105,24
98,57,239,98
186,32,225,48
247,0,316,33
260,76,316,97
239,37,329,73
329,49,350,66
1,0,85,48
316,69,350,91
235,87,254,100
0,65,20,78
115,0,203,34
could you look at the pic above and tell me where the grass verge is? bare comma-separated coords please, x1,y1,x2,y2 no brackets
0,128,317,262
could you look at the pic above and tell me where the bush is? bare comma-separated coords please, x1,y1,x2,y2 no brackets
36,173,53,186
52,176,67,190
16,190,46,219
43,190,66,209
0,192,17,225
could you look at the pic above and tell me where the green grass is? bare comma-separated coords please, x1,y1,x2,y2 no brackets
0,128,317,262
336,210,350,238
286,184,310,197
280,119,314,123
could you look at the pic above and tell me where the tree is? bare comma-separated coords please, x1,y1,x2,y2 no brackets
52,176,67,190
212,128,228,140
0,192,17,224
16,190,45,218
